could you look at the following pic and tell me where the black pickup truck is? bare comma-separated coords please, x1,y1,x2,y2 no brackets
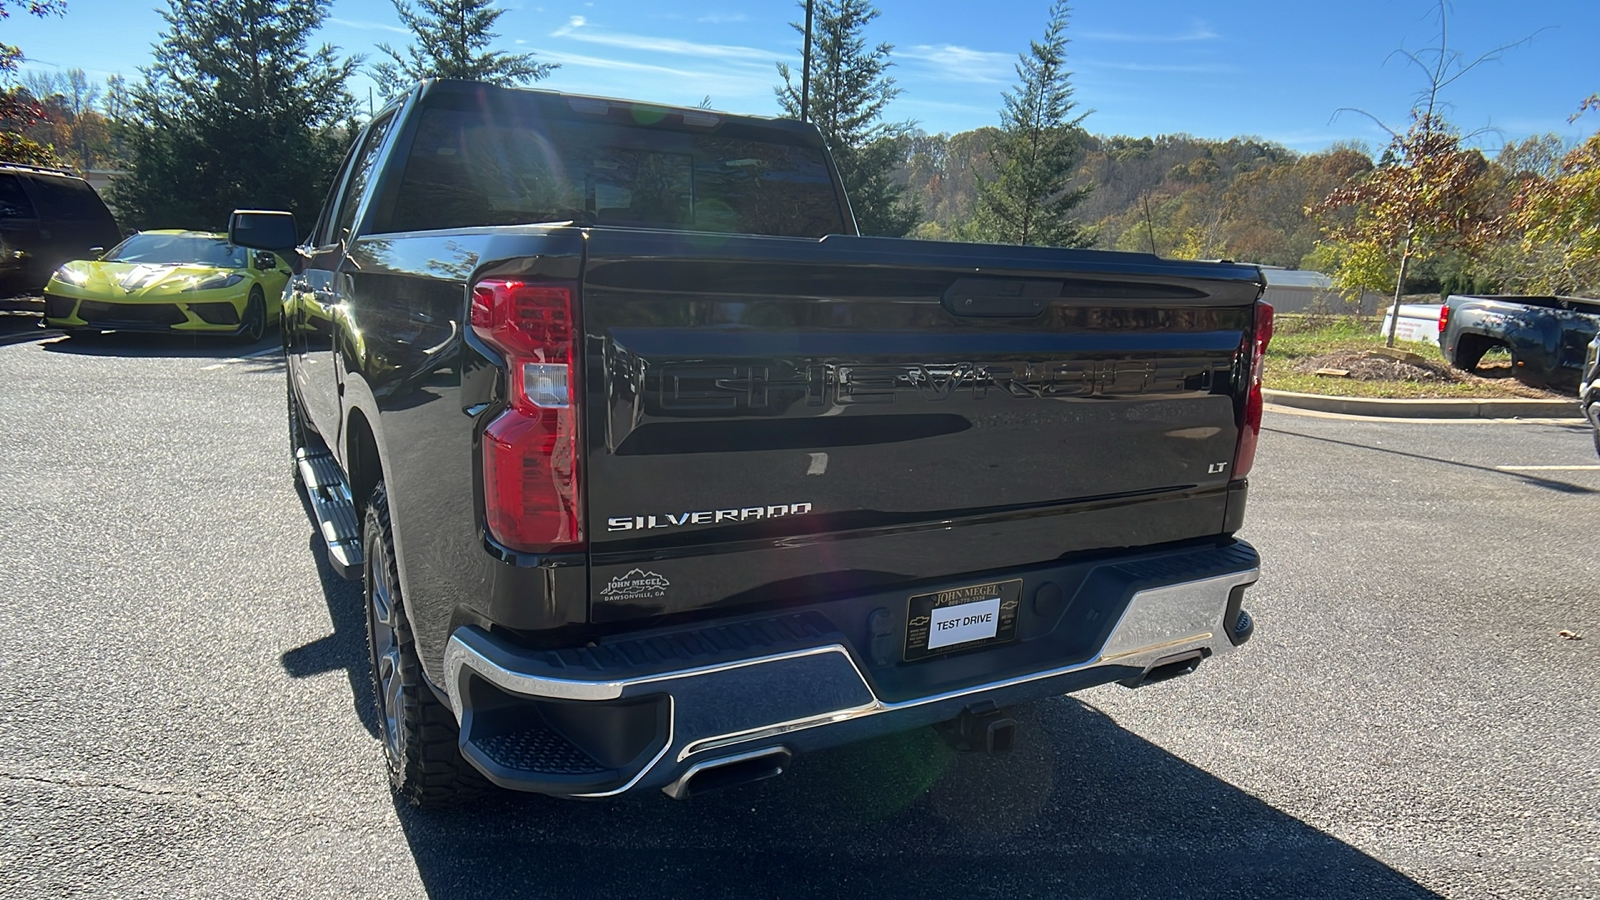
1440,293,1600,390
232,80,1270,807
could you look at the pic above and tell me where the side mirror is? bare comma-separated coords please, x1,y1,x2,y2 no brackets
229,209,297,253
252,250,277,271
88,246,104,257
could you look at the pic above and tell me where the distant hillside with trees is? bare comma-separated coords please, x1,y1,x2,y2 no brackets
894,126,1600,299
900,128,1373,269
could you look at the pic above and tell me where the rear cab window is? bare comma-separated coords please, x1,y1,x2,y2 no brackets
377,92,847,238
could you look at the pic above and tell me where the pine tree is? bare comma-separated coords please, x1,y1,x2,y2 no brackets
775,0,918,237
977,0,1092,247
372,0,556,97
108,0,359,231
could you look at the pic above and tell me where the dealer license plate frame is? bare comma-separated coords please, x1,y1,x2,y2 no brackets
903,579,1023,662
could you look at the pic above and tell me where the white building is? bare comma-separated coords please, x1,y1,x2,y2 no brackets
1257,267,1383,316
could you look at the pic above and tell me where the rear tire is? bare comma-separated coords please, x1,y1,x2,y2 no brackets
364,481,488,808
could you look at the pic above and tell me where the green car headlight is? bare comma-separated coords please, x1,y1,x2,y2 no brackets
183,273,245,292
54,265,89,285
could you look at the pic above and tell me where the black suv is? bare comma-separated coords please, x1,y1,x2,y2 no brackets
0,163,121,293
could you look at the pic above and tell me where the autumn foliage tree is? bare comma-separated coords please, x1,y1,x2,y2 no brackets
20,69,115,171
1512,133,1600,294
1314,1,1526,345
0,0,66,166
1315,114,1497,343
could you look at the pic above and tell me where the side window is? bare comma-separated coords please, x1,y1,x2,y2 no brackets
23,175,110,221
307,179,343,249
330,114,396,246
309,140,360,249
0,174,37,219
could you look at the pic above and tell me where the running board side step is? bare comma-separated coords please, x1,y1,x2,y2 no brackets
296,448,363,581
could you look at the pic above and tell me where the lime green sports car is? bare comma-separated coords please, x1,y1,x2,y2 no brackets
42,230,292,341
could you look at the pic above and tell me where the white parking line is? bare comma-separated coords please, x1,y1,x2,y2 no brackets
1265,404,1585,425
200,346,282,371
1495,465,1600,471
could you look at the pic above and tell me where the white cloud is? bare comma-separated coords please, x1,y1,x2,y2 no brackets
1084,60,1235,74
698,13,749,24
895,97,1000,118
532,48,765,84
531,47,778,106
327,17,410,36
898,44,1014,83
1079,25,1219,43
550,18,773,62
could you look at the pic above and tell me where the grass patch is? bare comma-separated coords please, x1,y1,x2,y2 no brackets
1264,315,1555,399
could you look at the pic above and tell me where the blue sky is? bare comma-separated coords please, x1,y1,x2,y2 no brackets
7,0,1597,154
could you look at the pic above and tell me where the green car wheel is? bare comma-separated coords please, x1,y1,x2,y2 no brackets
236,289,266,343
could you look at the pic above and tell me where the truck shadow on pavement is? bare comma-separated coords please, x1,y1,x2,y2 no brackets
391,699,1440,900
37,330,285,363
262,432,1439,898
1265,426,1596,494
277,485,380,738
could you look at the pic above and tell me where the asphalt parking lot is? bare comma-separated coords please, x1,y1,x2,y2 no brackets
1,328,1597,899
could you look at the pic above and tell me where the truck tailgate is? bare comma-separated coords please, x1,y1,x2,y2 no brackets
579,231,1262,622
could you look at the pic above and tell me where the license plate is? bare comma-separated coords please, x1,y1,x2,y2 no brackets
903,579,1022,661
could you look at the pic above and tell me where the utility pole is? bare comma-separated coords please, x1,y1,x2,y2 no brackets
800,0,813,122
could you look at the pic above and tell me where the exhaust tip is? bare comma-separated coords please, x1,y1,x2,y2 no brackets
1120,649,1205,689
664,747,792,800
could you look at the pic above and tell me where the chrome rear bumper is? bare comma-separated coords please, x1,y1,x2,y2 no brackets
442,552,1259,799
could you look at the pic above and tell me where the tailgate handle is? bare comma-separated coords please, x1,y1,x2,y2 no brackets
942,278,1061,318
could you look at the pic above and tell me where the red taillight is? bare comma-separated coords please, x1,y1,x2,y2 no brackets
471,278,583,552
1232,301,1274,481
1438,303,1450,334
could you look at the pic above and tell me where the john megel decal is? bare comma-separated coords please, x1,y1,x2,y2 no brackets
600,568,671,601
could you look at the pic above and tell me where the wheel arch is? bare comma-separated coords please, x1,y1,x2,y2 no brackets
345,406,383,520
1450,330,1510,370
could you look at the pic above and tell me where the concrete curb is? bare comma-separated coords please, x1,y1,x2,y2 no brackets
1263,388,1579,420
